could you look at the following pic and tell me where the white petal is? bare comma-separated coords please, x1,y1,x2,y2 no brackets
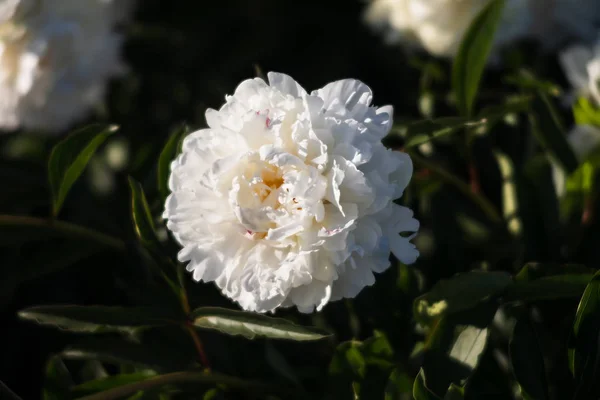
268,72,307,97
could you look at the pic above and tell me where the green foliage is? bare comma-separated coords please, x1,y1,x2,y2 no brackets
573,97,600,127
158,124,189,202
48,124,118,216
18,305,182,333
191,307,331,341
569,271,600,397
452,0,506,116
414,271,512,325
529,90,579,175
509,317,549,400
129,177,162,250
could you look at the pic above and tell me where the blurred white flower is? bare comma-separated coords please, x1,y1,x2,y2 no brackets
364,0,600,58
560,36,600,107
364,0,532,57
164,72,419,313
0,0,132,133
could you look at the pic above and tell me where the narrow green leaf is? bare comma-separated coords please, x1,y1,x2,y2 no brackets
504,71,562,97
129,177,161,249
158,124,189,202
504,275,592,303
452,0,506,116
444,384,465,400
414,271,512,325
18,305,181,333
477,95,533,128
62,336,193,372
400,118,487,149
570,271,600,380
529,91,579,175
0,215,125,250
515,263,593,282
48,124,118,216
71,372,156,397
509,317,549,400
71,371,295,400
191,307,331,341
413,369,442,400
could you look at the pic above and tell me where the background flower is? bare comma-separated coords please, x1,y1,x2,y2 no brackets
560,35,600,107
0,0,132,133
164,72,419,313
364,0,600,58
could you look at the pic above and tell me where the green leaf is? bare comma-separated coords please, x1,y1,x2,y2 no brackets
66,371,293,400
509,317,549,400
515,263,593,282
62,336,193,372
385,368,412,400
414,271,512,325
0,215,125,250
191,307,330,341
504,71,562,97
48,124,118,216
420,301,496,397
529,91,579,175
400,118,487,149
158,124,189,202
0,380,21,400
452,0,506,116
42,356,73,400
129,177,161,250
443,384,464,400
504,275,592,303
448,325,489,371
413,369,442,400
71,372,156,397
570,271,600,383
18,305,181,333
477,95,533,128
573,97,600,127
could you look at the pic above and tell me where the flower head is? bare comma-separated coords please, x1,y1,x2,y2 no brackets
164,72,419,313
364,0,600,58
0,0,132,133
560,36,600,107
364,0,532,57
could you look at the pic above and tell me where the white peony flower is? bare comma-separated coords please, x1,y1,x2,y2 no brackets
560,36,600,107
364,0,533,57
164,72,419,314
0,0,132,133
364,0,600,58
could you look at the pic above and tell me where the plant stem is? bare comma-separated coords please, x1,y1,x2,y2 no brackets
176,266,210,369
185,323,211,369
408,152,503,224
75,370,295,400
0,214,125,251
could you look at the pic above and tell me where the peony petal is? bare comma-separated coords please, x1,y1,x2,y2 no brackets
268,72,308,97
